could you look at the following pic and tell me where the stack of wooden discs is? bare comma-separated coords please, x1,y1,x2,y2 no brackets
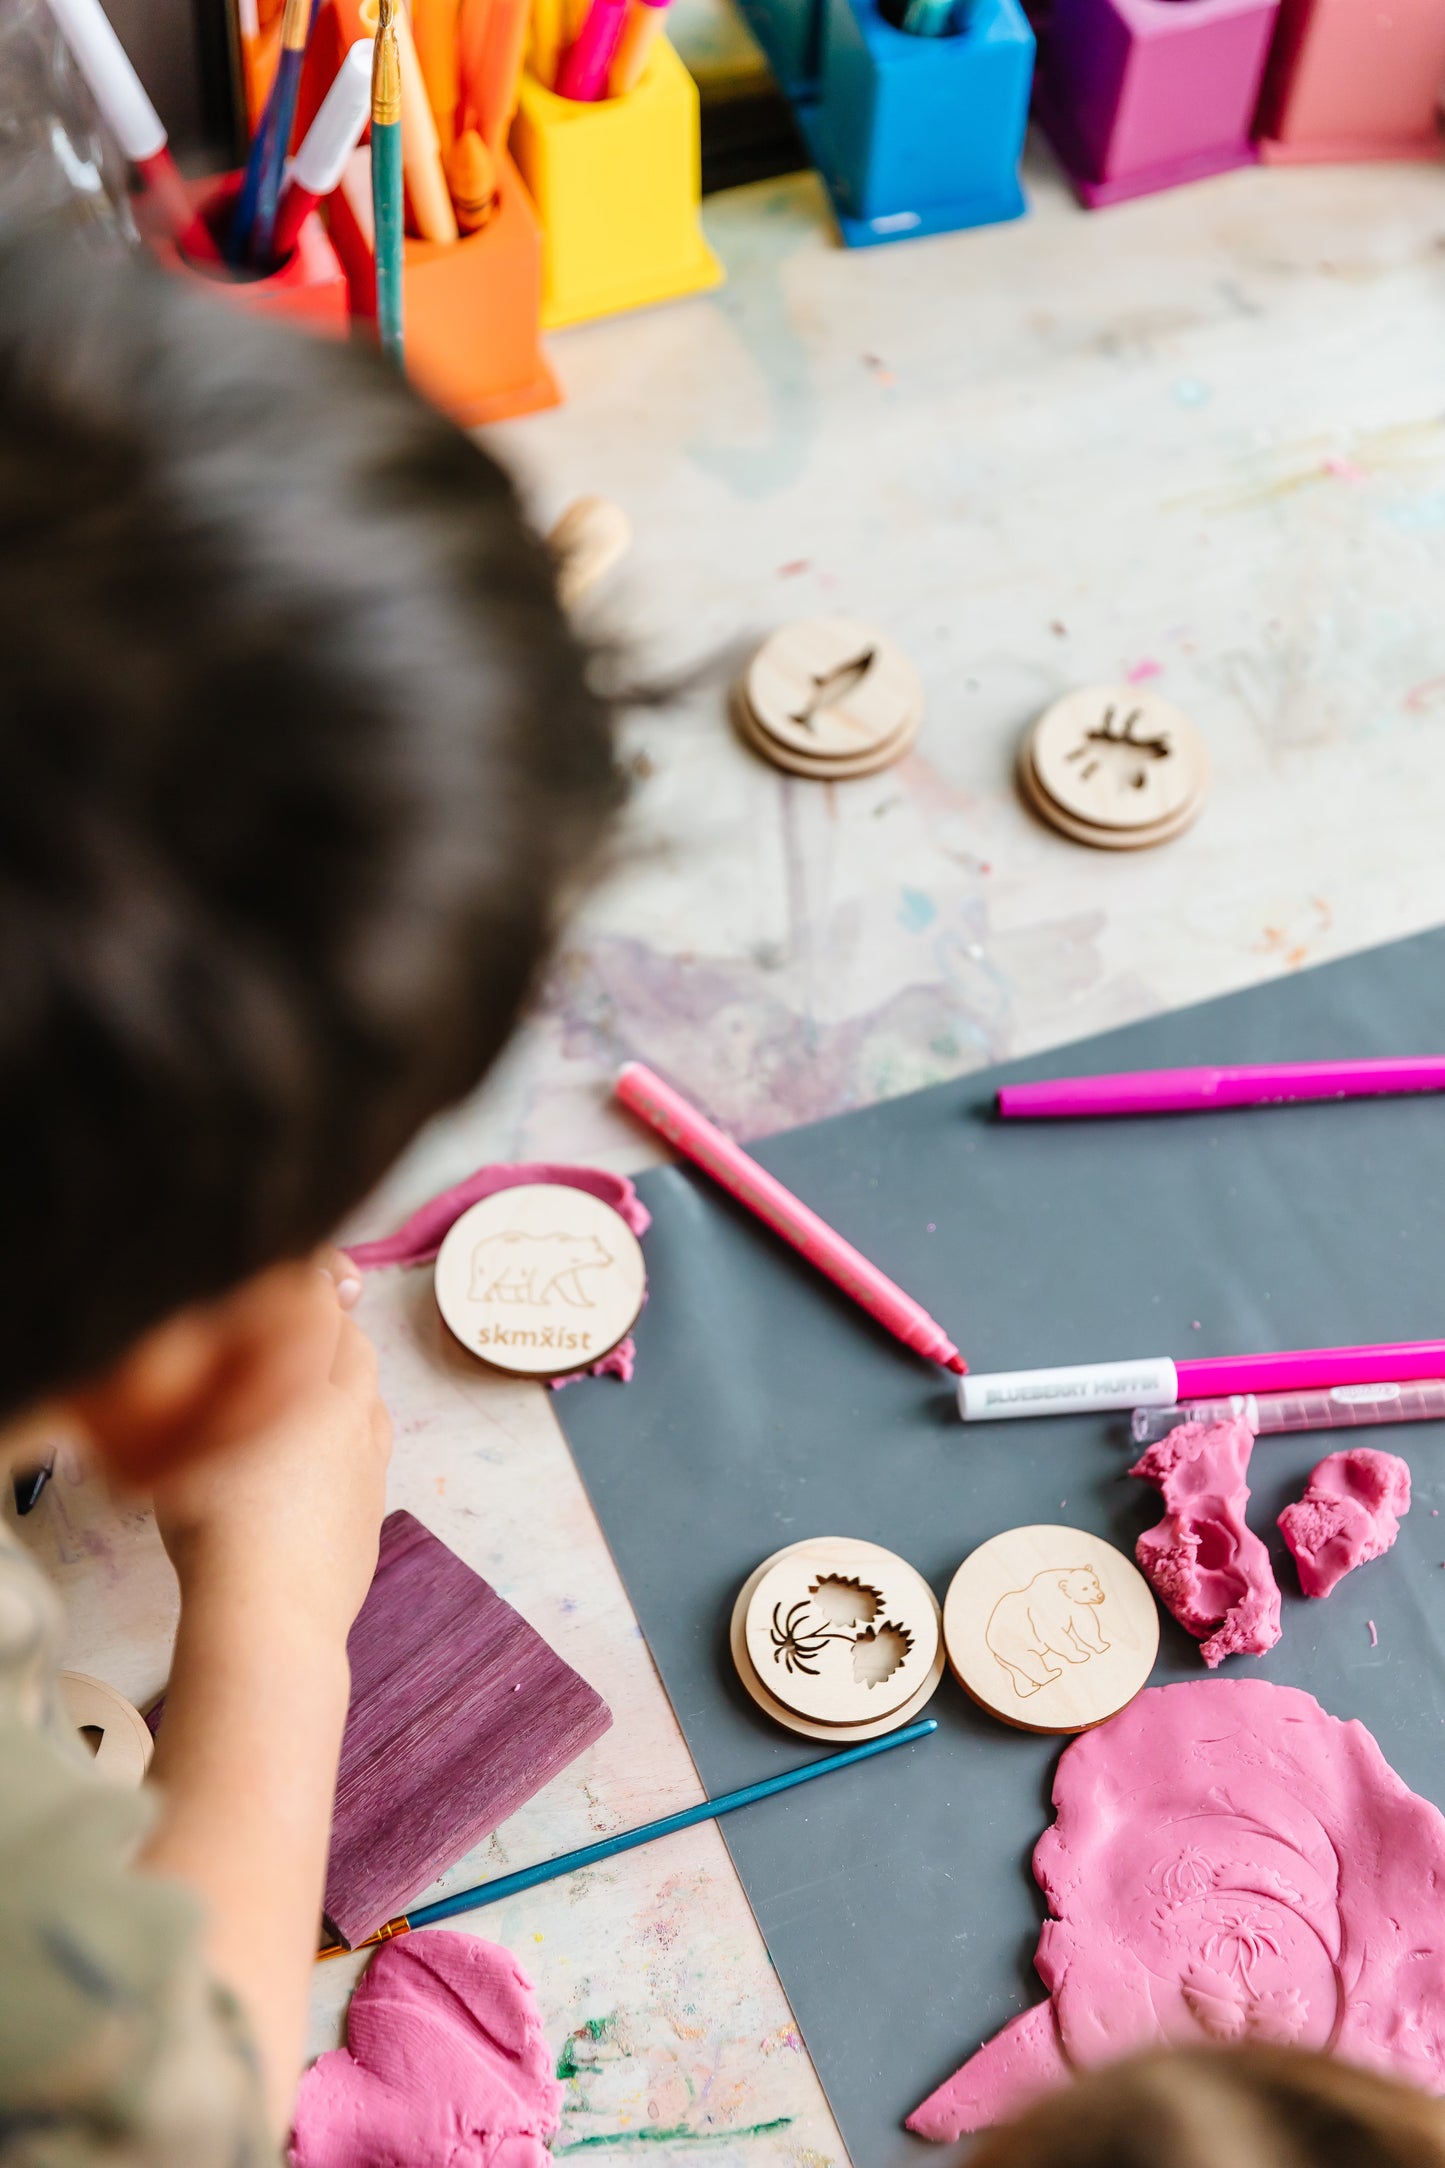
731,1536,944,1741
1019,684,1208,849
735,619,923,780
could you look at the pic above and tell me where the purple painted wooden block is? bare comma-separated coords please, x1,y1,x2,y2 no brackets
1036,0,1280,207
325,1510,612,1945
150,1509,612,1949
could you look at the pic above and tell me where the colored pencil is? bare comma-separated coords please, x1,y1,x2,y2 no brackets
444,127,497,230
272,38,373,258
411,0,461,142
529,0,567,89
240,0,312,266
317,1716,938,1959
473,0,531,148
556,0,629,99
43,0,196,241
389,0,458,242
607,0,668,94
615,1061,967,1374
372,0,406,366
958,1338,1445,1422
997,1056,1445,1121
898,0,957,32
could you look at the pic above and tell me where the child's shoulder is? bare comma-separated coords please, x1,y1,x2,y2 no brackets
0,1526,272,2165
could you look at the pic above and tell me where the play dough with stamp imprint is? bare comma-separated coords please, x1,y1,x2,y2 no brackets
943,1526,1159,1734
908,1679,1445,2140
434,1182,646,1378
732,1538,944,1740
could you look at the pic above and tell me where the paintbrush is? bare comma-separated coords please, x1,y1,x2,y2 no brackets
318,1715,938,1958
239,0,313,265
372,0,405,368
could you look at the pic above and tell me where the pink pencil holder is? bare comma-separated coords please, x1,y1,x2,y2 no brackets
1255,0,1445,162
149,172,351,336
1036,0,1281,206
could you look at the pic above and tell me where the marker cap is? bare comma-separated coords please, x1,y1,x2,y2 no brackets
959,1356,1179,1422
45,0,166,160
293,41,374,196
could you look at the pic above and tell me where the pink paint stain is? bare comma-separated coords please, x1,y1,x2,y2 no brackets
1404,676,1445,713
907,1680,1445,2140
1322,455,1367,484
1125,659,1162,684
290,1933,561,2168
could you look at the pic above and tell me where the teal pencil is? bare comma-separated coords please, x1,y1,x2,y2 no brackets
318,1716,939,1958
372,0,405,369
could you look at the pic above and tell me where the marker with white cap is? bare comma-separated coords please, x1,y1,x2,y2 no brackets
43,0,196,241
271,41,374,261
957,1337,1445,1422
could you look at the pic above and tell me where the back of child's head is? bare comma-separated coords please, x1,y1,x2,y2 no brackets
0,224,619,1418
970,2048,1445,2168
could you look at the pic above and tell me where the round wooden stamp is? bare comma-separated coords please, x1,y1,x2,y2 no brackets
732,1537,943,1742
1021,685,1207,849
943,1525,1159,1735
59,1671,154,1788
434,1183,646,1378
736,620,923,780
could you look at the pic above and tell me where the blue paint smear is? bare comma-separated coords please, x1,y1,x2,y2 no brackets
899,887,937,931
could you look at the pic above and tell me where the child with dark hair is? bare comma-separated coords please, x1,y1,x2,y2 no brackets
0,223,617,2161
971,2048,1445,2168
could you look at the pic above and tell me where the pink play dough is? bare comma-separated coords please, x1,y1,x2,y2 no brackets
908,1679,1445,2140
1130,1414,1281,1665
1279,1448,1412,1599
289,1933,562,2168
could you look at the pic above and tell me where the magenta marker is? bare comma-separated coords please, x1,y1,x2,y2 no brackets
997,1056,1445,1120
556,0,630,100
958,1339,1445,1421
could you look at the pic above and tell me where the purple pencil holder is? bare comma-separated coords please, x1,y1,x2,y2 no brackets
1036,0,1282,207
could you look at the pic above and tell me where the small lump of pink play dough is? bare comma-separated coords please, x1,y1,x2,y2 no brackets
1279,1448,1411,1599
907,1679,1445,2141
1129,1415,1280,1666
289,1932,562,2168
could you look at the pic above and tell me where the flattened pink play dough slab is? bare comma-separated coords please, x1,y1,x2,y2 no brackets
908,1680,1445,2140
1279,1448,1412,1598
1129,1415,1281,1665
289,1933,562,2168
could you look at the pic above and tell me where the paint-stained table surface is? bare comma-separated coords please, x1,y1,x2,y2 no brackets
30,136,1445,2168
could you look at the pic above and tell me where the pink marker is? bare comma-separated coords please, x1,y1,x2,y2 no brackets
958,1339,1445,1421
43,0,199,243
556,0,630,101
615,1061,967,1375
997,1056,1445,1120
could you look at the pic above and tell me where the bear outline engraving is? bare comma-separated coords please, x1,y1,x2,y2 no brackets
984,1565,1110,1698
467,1228,614,1310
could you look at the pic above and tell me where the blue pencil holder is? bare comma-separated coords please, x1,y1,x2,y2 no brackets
801,0,1035,245
734,0,826,100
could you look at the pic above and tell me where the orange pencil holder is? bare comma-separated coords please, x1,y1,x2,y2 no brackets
510,37,723,329
326,147,561,425
149,173,351,336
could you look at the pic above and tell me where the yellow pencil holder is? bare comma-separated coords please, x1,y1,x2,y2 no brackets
509,37,724,329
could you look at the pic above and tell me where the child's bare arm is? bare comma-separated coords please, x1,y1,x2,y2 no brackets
139,1281,390,2141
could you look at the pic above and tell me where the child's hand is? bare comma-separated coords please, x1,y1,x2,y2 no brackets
151,1261,392,1646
